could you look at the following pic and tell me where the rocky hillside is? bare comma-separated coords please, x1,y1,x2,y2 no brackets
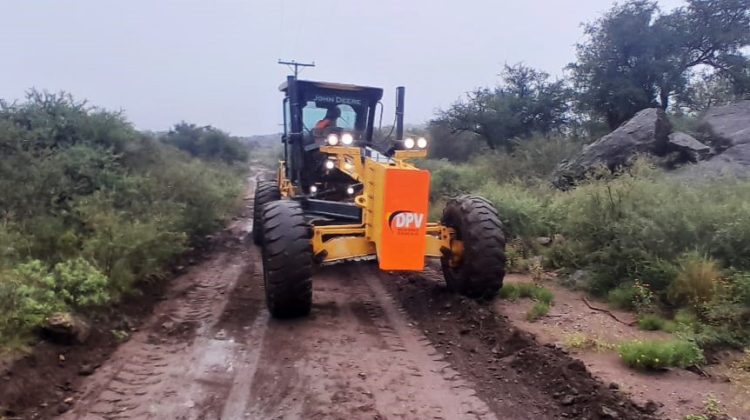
552,101,750,188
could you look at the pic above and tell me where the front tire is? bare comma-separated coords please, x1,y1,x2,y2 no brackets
252,181,281,245
261,200,313,318
440,195,506,299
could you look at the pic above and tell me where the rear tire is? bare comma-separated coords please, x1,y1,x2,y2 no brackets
261,200,313,318
252,181,281,245
440,195,506,299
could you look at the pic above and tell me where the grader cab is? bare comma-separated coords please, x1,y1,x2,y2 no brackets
254,76,507,318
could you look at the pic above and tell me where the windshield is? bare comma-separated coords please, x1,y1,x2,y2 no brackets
302,102,358,133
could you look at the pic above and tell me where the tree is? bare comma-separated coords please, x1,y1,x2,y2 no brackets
163,122,248,164
571,0,750,128
437,64,572,152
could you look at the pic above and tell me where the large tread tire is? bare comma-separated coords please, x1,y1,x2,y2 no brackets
252,181,281,245
440,195,506,299
261,200,313,318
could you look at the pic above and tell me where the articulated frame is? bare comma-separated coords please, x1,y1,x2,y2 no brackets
277,147,463,268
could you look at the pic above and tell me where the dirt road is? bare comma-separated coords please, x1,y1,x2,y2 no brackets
57,176,654,420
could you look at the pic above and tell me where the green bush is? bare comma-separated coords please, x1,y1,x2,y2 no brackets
618,339,704,370
608,284,637,310
637,314,676,332
527,302,551,321
0,91,246,349
0,263,65,341
478,181,559,238
53,258,111,308
428,160,487,199
163,122,248,164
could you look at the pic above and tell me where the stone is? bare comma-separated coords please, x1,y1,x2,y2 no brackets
561,395,576,406
78,364,96,376
43,313,91,344
667,132,712,162
600,405,619,418
536,237,553,246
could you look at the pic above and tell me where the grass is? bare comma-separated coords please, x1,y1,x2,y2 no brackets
527,302,550,321
682,396,727,420
637,314,677,332
499,282,554,304
618,339,704,370
499,282,555,322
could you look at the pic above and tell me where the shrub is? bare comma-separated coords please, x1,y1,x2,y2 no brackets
534,287,555,305
163,122,248,164
0,263,65,340
0,91,247,349
527,302,550,321
638,258,679,295
608,283,637,310
478,181,559,238
53,258,111,308
668,253,722,308
638,314,670,331
618,339,704,370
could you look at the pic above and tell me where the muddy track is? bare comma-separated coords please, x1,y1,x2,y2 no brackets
57,177,655,420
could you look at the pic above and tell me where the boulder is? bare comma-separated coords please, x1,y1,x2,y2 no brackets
699,100,750,149
552,108,672,189
43,312,91,344
677,101,750,179
678,143,750,179
667,132,712,162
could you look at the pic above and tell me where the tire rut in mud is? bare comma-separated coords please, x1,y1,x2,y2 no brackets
244,263,497,419
383,268,660,420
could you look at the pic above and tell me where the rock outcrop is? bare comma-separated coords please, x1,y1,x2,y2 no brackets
677,101,750,179
553,101,750,187
698,100,750,149
553,108,671,189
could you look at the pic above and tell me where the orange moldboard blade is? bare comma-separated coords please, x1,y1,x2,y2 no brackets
378,168,430,271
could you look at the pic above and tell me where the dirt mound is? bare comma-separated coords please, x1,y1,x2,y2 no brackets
388,271,658,419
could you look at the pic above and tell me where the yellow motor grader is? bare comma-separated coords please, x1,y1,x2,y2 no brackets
254,76,506,318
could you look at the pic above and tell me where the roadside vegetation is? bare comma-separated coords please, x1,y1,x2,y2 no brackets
424,0,750,369
0,91,248,352
498,282,554,321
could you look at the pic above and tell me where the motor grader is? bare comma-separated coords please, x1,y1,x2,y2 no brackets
254,75,507,318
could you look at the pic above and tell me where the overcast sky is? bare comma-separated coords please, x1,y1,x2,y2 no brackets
1,0,684,136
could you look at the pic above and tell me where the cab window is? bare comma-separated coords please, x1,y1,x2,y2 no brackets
302,102,357,133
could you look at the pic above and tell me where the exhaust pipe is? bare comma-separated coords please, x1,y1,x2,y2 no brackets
395,86,405,140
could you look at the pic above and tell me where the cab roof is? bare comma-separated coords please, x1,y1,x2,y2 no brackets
279,79,384,101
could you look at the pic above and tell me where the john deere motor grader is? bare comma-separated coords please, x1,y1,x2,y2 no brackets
254,75,507,318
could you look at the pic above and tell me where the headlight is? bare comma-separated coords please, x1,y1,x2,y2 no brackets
404,137,415,149
417,137,428,148
325,160,335,170
326,134,339,146
341,133,354,145
346,186,355,195
309,185,318,194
